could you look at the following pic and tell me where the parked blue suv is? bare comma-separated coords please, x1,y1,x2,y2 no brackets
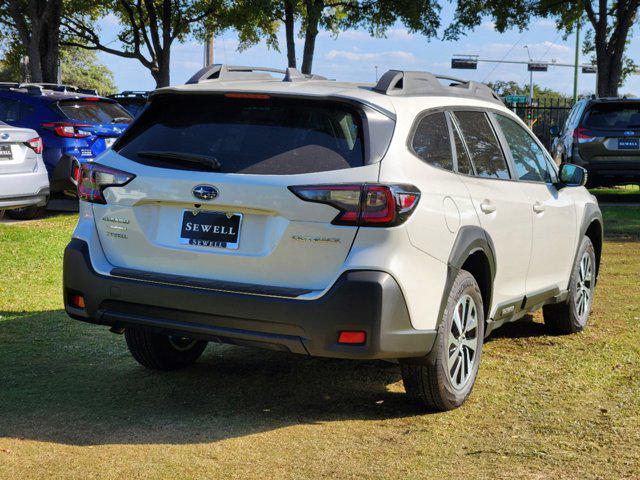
0,83,132,197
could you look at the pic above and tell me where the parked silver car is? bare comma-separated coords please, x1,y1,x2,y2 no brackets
0,121,50,219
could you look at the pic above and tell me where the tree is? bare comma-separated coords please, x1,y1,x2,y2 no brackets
245,0,441,74
62,1,277,88
488,80,572,102
0,0,63,83
0,42,118,94
60,48,117,95
446,0,639,97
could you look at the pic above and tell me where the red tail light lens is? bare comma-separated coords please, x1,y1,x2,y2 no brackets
289,184,420,227
338,331,367,345
42,122,91,138
25,136,43,154
78,163,135,204
573,127,596,143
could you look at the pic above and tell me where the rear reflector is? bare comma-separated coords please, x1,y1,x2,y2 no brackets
338,331,367,345
70,294,85,308
289,183,420,227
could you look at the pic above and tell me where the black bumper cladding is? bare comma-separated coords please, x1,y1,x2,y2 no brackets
63,239,436,360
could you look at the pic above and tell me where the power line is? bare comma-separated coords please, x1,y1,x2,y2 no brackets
482,30,527,82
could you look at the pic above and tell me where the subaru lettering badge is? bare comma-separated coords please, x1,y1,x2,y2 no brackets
0,133,8,140
192,185,219,201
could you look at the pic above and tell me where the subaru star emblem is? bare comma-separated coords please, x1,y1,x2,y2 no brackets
0,133,8,140
624,130,635,136
192,185,218,201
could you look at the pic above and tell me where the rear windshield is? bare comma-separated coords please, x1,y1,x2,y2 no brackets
58,100,133,125
116,95,365,175
582,102,640,130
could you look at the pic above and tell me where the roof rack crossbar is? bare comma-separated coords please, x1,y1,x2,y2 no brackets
185,64,327,84
373,69,503,104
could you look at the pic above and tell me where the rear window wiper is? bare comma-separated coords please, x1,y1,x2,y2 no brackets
137,150,221,171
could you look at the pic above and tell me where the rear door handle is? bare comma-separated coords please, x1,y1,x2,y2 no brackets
533,202,545,213
480,201,496,214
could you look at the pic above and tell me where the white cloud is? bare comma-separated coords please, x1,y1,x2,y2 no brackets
324,49,418,63
481,21,496,31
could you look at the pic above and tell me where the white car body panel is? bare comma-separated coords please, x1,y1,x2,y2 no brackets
0,124,49,210
71,76,600,336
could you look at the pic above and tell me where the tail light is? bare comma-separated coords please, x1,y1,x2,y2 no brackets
71,159,81,185
289,184,420,227
42,122,91,138
25,136,43,154
573,127,596,143
78,163,135,204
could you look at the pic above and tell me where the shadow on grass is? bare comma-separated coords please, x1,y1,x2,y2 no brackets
487,315,549,341
0,309,426,446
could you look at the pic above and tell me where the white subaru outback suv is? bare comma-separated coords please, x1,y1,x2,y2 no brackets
63,66,602,411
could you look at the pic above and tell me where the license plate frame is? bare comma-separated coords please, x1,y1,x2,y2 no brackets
0,144,12,160
618,138,639,149
179,210,242,250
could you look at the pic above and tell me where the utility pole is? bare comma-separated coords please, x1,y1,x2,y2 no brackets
573,17,581,103
204,32,214,67
524,45,533,105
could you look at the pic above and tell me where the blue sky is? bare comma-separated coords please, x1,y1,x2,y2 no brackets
97,5,640,95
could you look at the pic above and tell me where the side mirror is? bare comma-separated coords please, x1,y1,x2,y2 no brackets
557,163,587,188
549,125,560,137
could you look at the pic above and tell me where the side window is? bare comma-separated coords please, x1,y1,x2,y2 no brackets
411,112,453,170
495,114,552,183
450,116,474,175
453,111,510,179
0,98,21,124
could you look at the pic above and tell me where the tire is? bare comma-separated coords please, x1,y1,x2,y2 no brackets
400,269,485,411
5,205,47,220
543,236,596,335
124,328,207,371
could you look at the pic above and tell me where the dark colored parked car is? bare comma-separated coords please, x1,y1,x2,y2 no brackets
108,91,149,117
551,97,640,187
0,83,132,202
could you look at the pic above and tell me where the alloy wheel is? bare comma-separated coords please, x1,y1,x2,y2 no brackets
447,294,479,390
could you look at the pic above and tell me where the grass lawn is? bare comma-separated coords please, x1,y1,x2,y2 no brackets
590,185,640,204
0,208,639,479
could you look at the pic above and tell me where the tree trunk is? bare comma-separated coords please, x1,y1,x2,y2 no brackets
26,35,43,83
154,50,171,88
284,0,296,68
40,0,63,83
301,0,323,74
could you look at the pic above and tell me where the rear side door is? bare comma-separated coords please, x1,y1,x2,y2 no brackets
493,113,576,296
451,110,532,312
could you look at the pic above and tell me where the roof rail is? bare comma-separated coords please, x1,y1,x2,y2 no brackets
373,70,503,104
185,64,327,84
0,82,21,90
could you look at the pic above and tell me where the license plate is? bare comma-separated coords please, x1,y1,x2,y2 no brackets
618,138,639,149
179,210,242,249
0,145,12,160
104,138,116,149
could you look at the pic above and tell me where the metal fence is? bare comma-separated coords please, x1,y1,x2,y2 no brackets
506,98,574,151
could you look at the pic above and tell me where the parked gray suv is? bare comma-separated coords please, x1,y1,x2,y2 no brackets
551,97,640,187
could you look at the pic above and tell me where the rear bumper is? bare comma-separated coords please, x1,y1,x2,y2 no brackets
0,188,49,210
50,154,80,193
63,239,436,360
573,151,640,185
